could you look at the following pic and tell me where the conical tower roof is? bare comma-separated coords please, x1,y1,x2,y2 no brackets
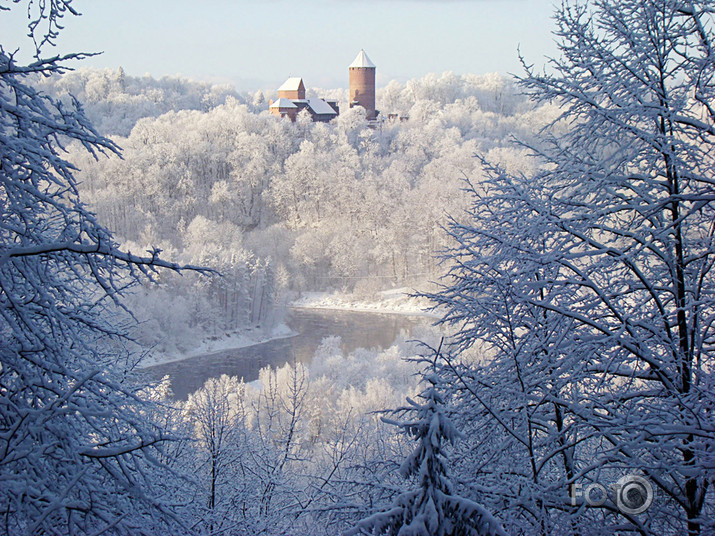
349,49,375,69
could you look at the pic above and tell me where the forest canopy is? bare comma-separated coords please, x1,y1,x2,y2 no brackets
2,0,713,535
44,66,556,354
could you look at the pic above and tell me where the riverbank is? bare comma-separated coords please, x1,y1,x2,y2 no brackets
137,323,297,369
142,308,434,400
138,289,439,370
290,288,440,317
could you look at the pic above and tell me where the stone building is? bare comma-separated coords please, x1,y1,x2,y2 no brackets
278,77,305,100
268,97,298,121
269,77,338,123
269,50,378,122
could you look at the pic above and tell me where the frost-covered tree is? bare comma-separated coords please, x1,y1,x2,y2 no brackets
184,375,250,534
0,2,205,534
431,1,715,534
349,350,507,536
35,67,243,137
427,175,585,534
56,66,546,300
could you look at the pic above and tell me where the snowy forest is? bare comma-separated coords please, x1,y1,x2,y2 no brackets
1,1,714,535
33,63,549,355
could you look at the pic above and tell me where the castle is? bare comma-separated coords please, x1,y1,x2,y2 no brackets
269,49,377,122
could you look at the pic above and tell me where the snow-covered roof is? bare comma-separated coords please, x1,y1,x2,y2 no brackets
278,77,304,91
349,50,375,69
270,98,298,109
307,98,337,116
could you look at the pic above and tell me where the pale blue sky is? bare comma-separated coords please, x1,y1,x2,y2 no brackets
2,0,559,91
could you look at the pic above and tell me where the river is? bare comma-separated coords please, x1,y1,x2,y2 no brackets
143,308,433,400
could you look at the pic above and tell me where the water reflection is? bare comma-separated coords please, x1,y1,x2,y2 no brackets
143,308,430,400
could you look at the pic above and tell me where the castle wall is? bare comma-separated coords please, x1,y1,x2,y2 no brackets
270,107,298,121
278,88,305,100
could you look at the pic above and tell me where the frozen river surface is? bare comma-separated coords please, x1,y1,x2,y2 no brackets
143,308,431,400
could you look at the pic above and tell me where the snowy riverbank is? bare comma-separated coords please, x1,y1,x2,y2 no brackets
290,288,440,317
139,289,439,369
137,323,297,369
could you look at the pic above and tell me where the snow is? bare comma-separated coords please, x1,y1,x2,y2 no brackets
278,77,304,91
349,49,376,68
307,98,338,116
137,323,297,368
291,288,440,317
269,97,297,109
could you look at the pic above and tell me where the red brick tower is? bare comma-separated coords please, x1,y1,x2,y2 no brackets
349,50,376,120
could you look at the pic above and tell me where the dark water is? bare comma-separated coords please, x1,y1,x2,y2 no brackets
143,308,431,400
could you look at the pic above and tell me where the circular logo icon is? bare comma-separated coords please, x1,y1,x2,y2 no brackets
614,475,653,515
584,483,607,506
